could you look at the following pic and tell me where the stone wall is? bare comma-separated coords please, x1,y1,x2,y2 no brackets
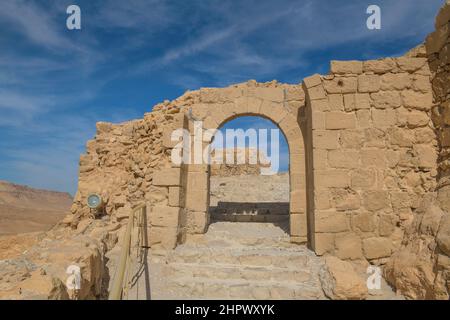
302,55,437,264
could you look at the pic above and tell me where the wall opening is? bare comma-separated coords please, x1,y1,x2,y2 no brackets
208,116,291,233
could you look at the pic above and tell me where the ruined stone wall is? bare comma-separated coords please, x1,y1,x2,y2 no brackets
210,148,270,176
381,3,450,300
302,55,437,264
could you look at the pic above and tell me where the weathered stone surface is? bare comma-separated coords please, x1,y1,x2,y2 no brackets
319,256,368,300
363,237,393,260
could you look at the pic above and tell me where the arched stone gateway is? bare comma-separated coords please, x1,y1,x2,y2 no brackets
179,88,311,246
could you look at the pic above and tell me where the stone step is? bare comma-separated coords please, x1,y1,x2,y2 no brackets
165,262,314,284
168,247,317,268
160,276,325,300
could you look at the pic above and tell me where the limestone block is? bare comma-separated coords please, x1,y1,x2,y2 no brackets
363,190,390,211
148,226,178,250
324,77,357,94
358,74,381,93
187,211,209,234
362,237,393,260
328,94,344,111
315,189,331,210
344,93,370,112
153,168,181,186
169,187,180,207
356,109,371,128
313,130,340,150
313,149,328,169
380,73,412,91
308,85,327,100
247,96,264,114
285,86,305,101
187,171,208,191
332,189,361,211
406,111,429,128
401,90,433,111
260,101,289,124
412,75,431,93
335,233,363,260
325,112,356,130
330,60,363,75
315,170,350,188
328,150,360,169
370,90,402,109
290,189,306,213
310,99,330,112
303,74,322,88
289,153,306,174
340,130,364,148
319,256,368,300
315,233,335,255
363,58,396,74
361,149,386,167
389,127,415,147
315,210,349,233
290,213,307,237
351,169,376,189
150,206,180,228
255,87,284,102
372,108,396,128
396,58,427,73
312,111,325,129
378,214,398,236
186,189,208,212
352,211,377,232
413,145,437,168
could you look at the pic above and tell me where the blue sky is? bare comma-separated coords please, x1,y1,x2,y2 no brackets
0,0,444,194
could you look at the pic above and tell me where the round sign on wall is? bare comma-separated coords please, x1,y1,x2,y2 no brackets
87,194,102,209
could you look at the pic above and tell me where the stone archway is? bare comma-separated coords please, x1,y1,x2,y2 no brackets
180,87,309,245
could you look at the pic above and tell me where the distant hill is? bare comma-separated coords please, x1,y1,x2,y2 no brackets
0,181,72,235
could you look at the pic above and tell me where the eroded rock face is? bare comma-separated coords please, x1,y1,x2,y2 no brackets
319,256,368,300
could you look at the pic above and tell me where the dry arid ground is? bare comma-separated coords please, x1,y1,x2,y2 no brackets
0,180,72,235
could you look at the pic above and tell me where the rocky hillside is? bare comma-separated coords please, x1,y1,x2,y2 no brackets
0,180,72,235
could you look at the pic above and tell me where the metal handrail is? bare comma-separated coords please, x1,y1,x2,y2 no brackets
108,203,147,300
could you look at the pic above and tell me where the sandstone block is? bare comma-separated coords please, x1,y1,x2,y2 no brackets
290,213,307,237
380,73,411,91
148,226,178,250
331,60,363,75
324,77,357,94
370,90,401,109
315,233,335,255
363,190,390,211
351,169,376,189
413,145,437,168
187,211,209,234
361,149,386,167
363,58,396,74
315,210,349,233
308,85,327,100
168,187,180,207
358,74,380,93
340,130,364,148
396,57,427,73
362,237,393,260
328,94,344,111
372,108,396,128
153,168,181,186
150,206,180,228
325,112,356,130
401,90,433,111
352,211,377,232
315,170,350,188
407,111,429,128
313,130,340,150
303,74,322,88
328,150,360,169
335,233,363,260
